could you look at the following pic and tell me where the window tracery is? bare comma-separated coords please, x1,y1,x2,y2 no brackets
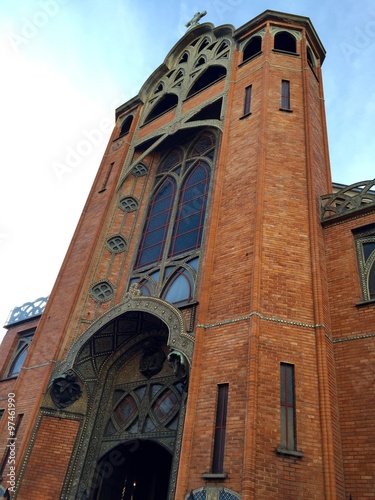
142,32,231,124
130,130,217,306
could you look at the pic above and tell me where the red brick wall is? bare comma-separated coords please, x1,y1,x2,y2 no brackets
17,416,80,499
324,213,375,499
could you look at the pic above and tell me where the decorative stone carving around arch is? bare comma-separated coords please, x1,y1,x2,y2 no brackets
50,286,193,383
55,287,192,500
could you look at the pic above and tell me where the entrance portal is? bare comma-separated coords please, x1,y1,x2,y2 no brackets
93,440,173,500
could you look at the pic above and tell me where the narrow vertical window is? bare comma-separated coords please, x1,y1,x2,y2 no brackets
280,363,296,450
244,85,252,115
281,80,291,110
99,162,114,192
212,383,229,473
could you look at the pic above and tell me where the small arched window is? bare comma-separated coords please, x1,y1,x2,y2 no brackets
6,332,34,378
198,38,210,52
274,31,297,53
174,70,184,82
217,40,229,54
195,56,206,68
8,345,28,377
243,36,262,62
187,65,227,98
307,46,315,67
144,94,178,124
119,115,133,137
162,268,194,305
179,52,189,64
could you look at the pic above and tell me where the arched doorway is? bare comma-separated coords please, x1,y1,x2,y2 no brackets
54,293,193,500
92,440,173,500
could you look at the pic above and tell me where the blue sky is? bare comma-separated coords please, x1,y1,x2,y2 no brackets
0,0,374,340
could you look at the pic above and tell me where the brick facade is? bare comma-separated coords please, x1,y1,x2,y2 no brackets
0,10,374,500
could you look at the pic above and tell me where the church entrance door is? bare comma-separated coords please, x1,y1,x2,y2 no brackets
93,439,172,500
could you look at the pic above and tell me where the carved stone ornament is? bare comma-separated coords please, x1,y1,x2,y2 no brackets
50,369,82,409
125,282,142,300
139,338,166,378
168,349,189,391
185,10,207,29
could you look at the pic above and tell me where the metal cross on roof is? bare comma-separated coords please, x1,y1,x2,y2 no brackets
185,11,207,29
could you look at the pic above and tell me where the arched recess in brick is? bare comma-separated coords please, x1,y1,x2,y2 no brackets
49,288,193,500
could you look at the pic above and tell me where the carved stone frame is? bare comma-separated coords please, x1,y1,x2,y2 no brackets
54,293,193,500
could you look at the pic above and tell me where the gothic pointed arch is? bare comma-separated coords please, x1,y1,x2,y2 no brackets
51,289,192,499
186,65,227,98
51,289,193,381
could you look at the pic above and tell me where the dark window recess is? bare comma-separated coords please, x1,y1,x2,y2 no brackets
187,65,227,98
217,40,229,54
155,83,163,94
274,31,297,53
179,52,188,63
175,69,184,81
186,98,222,122
281,80,291,110
198,38,210,52
119,115,133,137
243,85,252,115
212,384,229,473
144,94,178,123
243,36,262,61
307,47,315,67
280,363,296,450
99,162,114,192
195,56,206,68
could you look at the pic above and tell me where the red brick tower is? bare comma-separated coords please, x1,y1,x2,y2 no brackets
2,9,371,500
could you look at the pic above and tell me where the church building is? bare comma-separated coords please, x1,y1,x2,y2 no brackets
0,9,375,500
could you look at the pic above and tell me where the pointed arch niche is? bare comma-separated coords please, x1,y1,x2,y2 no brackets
51,291,193,500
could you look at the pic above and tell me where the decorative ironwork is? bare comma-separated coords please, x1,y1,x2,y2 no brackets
5,296,48,326
321,179,375,222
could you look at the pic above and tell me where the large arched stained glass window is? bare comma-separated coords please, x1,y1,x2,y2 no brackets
132,130,217,306
169,162,210,257
135,178,175,268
